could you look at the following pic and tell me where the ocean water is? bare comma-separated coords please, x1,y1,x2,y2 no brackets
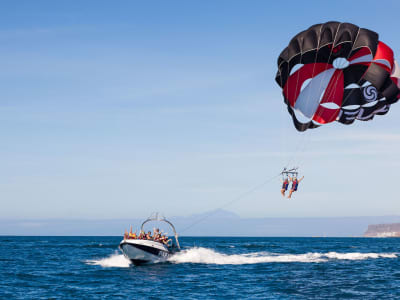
1,236,400,299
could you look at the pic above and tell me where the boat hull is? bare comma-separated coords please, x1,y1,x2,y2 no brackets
119,240,171,266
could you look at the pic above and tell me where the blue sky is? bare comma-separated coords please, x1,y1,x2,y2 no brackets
2,0,400,221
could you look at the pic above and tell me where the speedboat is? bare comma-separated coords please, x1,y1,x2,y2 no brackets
119,213,181,266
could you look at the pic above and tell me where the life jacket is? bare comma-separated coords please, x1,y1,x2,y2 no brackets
292,180,298,189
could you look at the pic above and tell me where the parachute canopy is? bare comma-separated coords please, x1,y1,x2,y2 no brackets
276,21,400,131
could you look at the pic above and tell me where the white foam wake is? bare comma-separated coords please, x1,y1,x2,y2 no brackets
324,252,396,260
168,247,397,265
85,252,131,268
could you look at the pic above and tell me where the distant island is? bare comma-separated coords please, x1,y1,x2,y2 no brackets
364,223,400,237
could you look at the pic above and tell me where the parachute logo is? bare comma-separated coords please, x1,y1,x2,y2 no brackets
276,21,400,131
362,85,378,102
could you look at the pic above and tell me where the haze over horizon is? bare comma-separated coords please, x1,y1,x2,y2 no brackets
2,209,400,237
2,1,400,223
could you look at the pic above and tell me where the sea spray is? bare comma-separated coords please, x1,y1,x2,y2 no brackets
84,248,398,267
168,247,398,265
323,252,397,260
85,251,131,268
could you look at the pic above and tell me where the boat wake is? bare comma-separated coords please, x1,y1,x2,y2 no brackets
85,248,398,267
85,251,131,268
168,247,398,265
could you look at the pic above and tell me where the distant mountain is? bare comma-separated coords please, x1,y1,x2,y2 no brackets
2,210,400,237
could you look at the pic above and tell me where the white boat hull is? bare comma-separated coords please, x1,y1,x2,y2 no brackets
119,239,171,265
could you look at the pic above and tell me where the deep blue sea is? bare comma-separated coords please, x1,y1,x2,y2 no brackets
2,236,400,299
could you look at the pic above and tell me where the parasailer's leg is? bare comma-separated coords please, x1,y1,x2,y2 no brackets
288,189,294,198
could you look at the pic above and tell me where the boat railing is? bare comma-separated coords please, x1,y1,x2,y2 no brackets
140,212,181,250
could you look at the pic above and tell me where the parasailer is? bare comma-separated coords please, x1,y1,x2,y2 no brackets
287,175,304,199
281,176,290,196
280,168,301,197
276,21,400,131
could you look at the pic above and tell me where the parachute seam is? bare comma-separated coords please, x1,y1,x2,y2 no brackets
317,27,383,125
307,22,343,128
300,24,324,131
315,27,362,124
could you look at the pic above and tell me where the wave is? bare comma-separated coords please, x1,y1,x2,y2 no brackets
168,247,398,265
85,252,131,268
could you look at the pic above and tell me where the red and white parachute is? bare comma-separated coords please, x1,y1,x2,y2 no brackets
276,22,400,131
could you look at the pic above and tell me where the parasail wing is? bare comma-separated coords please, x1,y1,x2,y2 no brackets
276,22,400,131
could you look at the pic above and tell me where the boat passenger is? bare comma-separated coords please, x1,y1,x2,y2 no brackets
154,234,161,242
161,235,170,245
127,226,133,239
146,231,152,240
